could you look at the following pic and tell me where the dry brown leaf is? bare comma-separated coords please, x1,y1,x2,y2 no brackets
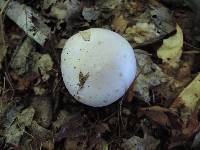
5,107,35,145
124,0,145,14
122,134,160,150
31,96,52,128
171,73,200,111
54,113,85,142
121,0,175,47
10,37,34,75
138,106,180,128
11,72,38,91
29,121,54,149
96,0,121,10
176,62,192,80
127,49,169,102
64,138,81,150
50,0,81,21
171,73,200,138
125,22,158,44
112,14,128,33
182,112,199,138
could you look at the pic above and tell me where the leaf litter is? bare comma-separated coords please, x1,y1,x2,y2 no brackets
0,0,200,149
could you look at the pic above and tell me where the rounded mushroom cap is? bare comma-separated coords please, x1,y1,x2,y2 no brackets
61,28,136,107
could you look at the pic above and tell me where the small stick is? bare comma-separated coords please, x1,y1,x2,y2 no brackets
184,41,200,50
183,50,200,54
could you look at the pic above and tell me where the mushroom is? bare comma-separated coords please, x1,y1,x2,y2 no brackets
61,28,137,107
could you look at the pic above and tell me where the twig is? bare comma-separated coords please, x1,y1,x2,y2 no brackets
183,50,200,54
39,142,42,150
2,76,6,95
103,112,117,122
4,71,15,98
117,95,126,140
29,143,33,150
126,62,148,102
118,103,121,137
135,51,153,56
119,96,125,128
184,41,200,50
131,63,148,90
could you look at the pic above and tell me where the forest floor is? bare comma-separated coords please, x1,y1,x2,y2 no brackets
0,0,200,150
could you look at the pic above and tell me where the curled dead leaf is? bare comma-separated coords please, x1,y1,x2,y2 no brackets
157,24,183,68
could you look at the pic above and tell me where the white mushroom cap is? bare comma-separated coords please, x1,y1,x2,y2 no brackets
61,28,136,107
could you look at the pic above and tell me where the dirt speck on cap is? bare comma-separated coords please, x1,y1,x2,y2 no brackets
78,71,89,90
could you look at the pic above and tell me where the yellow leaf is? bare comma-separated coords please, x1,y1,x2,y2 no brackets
157,24,183,68
172,73,200,112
